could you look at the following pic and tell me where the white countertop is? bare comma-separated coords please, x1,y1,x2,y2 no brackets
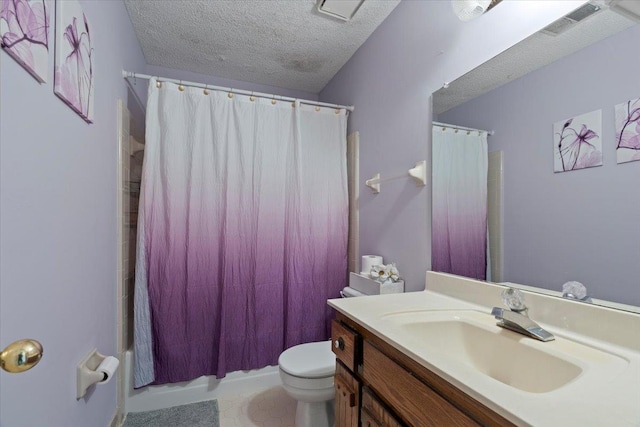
328,272,640,426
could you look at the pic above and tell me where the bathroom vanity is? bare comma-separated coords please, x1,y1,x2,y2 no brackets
331,314,512,426
329,272,640,426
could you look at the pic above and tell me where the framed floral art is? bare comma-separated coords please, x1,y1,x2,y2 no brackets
553,109,602,173
615,97,640,164
1,0,50,82
54,0,93,123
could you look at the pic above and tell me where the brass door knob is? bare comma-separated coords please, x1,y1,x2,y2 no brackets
1,339,43,373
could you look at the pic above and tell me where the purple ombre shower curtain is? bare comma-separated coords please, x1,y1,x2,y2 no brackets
133,78,348,387
432,126,488,281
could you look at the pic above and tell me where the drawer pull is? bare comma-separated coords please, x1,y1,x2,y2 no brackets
334,337,345,350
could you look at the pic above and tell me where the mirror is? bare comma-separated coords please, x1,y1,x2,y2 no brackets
431,4,640,311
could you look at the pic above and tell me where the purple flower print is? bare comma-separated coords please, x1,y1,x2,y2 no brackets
615,98,640,164
556,122,601,171
55,6,93,122
1,0,49,80
617,99,640,151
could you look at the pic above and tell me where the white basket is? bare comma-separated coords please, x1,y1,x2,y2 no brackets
349,272,404,295
380,280,404,294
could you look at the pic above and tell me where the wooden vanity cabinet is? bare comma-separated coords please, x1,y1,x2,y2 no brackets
332,313,515,427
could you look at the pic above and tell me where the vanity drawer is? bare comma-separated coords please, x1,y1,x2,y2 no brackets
362,340,478,427
331,319,359,372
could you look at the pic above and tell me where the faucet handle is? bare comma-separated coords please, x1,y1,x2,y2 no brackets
501,287,527,312
562,281,592,303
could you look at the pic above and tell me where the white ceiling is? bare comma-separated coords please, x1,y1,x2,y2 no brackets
433,7,637,115
124,0,400,93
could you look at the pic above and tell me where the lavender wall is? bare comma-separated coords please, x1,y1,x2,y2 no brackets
0,1,146,426
319,1,585,291
438,24,640,306
145,64,319,101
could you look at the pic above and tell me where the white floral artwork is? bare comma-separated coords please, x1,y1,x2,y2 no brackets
54,0,94,123
553,109,602,173
1,0,50,82
615,98,640,164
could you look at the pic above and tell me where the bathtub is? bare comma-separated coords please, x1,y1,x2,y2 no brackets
123,350,281,412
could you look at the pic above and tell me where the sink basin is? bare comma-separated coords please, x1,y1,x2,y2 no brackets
381,310,627,393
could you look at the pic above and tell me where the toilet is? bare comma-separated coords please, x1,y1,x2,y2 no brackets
278,340,336,427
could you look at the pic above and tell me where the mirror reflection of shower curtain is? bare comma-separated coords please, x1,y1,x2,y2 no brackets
432,127,488,280
133,78,348,387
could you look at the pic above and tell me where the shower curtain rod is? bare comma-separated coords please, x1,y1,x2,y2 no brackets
122,71,355,112
433,121,495,136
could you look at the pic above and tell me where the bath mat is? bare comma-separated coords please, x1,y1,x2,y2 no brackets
123,399,219,427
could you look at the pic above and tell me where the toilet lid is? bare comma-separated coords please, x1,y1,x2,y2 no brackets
278,341,335,378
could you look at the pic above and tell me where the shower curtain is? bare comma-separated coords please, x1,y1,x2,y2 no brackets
134,78,348,387
432,126,488,280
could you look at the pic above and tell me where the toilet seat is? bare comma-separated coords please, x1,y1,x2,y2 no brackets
279,369,334,391
278,341,335,379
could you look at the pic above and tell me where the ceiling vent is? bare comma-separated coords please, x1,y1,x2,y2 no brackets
541,3,602,36
316,0,365,22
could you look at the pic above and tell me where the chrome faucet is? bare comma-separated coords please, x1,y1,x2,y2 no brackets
491,288,555,342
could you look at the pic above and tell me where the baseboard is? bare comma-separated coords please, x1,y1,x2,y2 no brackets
124,351,281,413
108,410,121,427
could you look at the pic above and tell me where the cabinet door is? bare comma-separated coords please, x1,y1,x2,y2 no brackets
335,361,359,427
361,387,404,427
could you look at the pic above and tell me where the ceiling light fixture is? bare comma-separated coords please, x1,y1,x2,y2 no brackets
451,0,492,22
316,0,365,22
608,0,640,22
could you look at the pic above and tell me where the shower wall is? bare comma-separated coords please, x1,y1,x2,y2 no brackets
487,151,504,282
117,99,144,423
347,132,360,274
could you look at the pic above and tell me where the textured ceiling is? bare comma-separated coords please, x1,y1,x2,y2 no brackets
125,0,400,93
434,8,637,115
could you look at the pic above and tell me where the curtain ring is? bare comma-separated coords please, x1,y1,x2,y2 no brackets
155,78,162,89
178,81,184,92
455,129,459,133
271,95,276,105
335,108,340,114
315,106,320,112
467,130,471,135
441,127,446,132
203,84,209,95
250,92,255,102
228,89,234,99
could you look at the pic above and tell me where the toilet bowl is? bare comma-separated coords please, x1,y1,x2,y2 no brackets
278,340,336,427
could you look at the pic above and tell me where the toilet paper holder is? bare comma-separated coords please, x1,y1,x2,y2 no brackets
76,348,119,399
